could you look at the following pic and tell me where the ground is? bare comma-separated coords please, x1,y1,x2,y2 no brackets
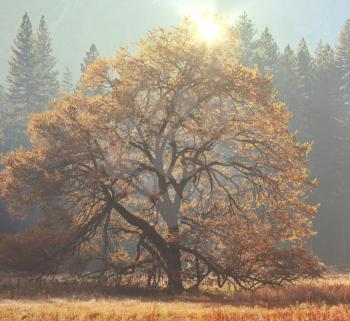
1,275,350,320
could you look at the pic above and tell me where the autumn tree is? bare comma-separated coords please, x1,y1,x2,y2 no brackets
0,19,322,292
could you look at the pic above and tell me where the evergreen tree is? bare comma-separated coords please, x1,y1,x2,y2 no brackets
6,13,36,149
233,12,257,67
6,13,36,113
61,67,74,93
335,19,350,111
274,45,299,111
80,43,99,75
254,27,280,76
0,84,5,113
0,84,5,146
33,15,59,111
310,42,350,266
294,38,314,139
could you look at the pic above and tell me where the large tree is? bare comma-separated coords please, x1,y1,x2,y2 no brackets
0,20,321,292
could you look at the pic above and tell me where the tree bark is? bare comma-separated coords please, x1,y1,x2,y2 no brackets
111,198,184,293
166,226,183,293
166,243,183,293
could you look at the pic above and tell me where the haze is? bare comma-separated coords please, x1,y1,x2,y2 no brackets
1,0,350,81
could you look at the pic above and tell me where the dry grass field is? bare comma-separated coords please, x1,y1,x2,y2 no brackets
1,275,350,320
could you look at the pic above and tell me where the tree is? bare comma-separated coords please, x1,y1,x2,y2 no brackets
274,45,299,113
6,13,36,113
0,84,5,146
310,41,350,266
61,67,75,93
80,43,99,75
294,38,314,139
0,84,5,118
5,13,36,149
335,19,350,111
0,19,321,292
233,12,257,67
254,27,280,76
0,84,5,109
33,15,59,111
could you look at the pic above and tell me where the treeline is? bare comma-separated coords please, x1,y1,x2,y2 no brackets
0,13,99,151
0,13,99,233
0,12,350,268
233,13,350,268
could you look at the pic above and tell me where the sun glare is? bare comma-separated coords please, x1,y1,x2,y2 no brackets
191,12,222,43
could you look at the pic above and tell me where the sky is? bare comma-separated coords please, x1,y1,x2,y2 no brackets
0,0,350,82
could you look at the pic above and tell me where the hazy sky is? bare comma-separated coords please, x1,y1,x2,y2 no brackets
1,0,349,82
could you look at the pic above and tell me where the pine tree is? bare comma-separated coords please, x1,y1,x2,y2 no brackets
61,67,74,93
33,15,59,111
0,84,5,146
335,19,350,111
233,12,257,67
6,13,36,113
254,27,280,76
0,84,5,113
296,39,314,96
311,42,339,172
6,13,36,149
80,44,99,75
333,18,350,266
311,41,350,266
274,45,299,122
294,38,314,139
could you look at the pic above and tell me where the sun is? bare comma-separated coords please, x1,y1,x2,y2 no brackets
191,12,222,43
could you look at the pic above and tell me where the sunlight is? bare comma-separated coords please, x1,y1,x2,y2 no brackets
190,11,222,43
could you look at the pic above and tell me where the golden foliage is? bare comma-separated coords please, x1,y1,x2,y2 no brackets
0,17,321,289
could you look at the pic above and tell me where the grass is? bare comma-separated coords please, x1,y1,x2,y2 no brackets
1,300,350,321
1,275,350,320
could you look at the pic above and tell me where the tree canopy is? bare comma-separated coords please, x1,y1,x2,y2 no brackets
0,18,321,292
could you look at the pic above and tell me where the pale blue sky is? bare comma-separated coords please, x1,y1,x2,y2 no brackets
0,0,349,82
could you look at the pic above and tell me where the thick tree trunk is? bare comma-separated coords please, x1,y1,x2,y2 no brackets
166,243,183,293
166,226,183,293
111,200,184,293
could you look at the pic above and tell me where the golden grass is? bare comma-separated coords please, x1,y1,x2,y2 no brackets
1,275,350,320
1,299,350,321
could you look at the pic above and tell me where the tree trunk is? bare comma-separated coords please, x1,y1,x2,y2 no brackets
166,226,183,293
167,243,183,293
112,201,184,293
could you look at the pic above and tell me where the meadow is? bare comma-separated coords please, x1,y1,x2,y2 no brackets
1,275,350,320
